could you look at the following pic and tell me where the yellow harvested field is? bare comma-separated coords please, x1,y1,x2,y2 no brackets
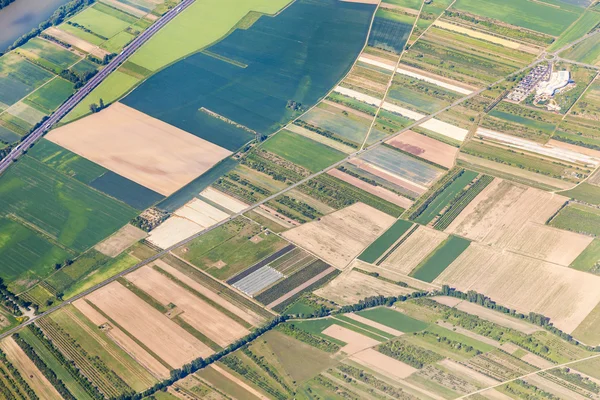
44,27,109,57
387,130,458,169
148,198,230,249
521,352,555,369
85,281,211,368
481,389,515,400
322,324,380,354
327,169,413,209
153,259,265,326
126,266,248,347
211,364,269,400
72,299,171,379
435,298,542,335
286,124,356,153
345,313,404,336
315,267,413,305
438,359,499,387
434,244,600,333
282,202,395,269
351,348,417,379
199,187,248,213
95,224,147,257
47,103,232,196
434,21,540,54
506,222,592,266
1,337,62,400
381,226,448,275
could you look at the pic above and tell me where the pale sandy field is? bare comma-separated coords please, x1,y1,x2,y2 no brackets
328,169,413,208
387,130,459,169
345,313,404,336
434,244,600,333
148,198,230,249
1,337,62,400
395,66,474,95
287,124,356,153
95,224,147,257
211,364,269,400
350,348,417,379
44,27,109,57
481,389,514,400
356,261,439,291
349,158,428,194
200,187,248,213
282,202,395,269
99,0,147,17
153,259,265,326
85,281,211,368
47,103,232,196
315,268,413,305
521,352,555,369
381,226,448,275
358,53,397,70
526,374,590,400
419,118,468,142
72,299,171,379
126,266,248,346
434,298,541,335
438,359,499,387
321,324,380,354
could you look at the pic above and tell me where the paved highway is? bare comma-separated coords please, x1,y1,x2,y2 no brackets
0,0,195,174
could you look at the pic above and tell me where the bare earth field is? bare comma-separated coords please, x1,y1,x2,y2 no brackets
47,103,232,196
382,226,448,275
387,130,459,169
1,337,62,400
327,169,413,208
153,259,265,326
438,359,499,387
321,324,380,354
434,244,600,333
44,26,109,57
126,266,248,346
282,202,395,269
148,198,230,249
211,364,268,400
315,267,413,305
200,187,248,213
357,261,440,291
95,224,147,257
349,158,428,194
345,313,404,336
84,281,212,368
350,348,417,379
72,298,171,379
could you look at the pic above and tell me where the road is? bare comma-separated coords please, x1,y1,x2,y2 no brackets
0,0,195,174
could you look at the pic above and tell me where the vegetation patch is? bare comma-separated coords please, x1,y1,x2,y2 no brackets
410,235,471,282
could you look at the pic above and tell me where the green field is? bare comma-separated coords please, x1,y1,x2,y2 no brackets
356,307,429,333
452,0,582,36
261,130,346,172
58,23,106,45
358,219,413,263
570,239,600,272
68,5,132,39
63,71,140,122
0,157,137,253
129,0,291,71
414,170,478,224
17,38,81,72
101,31,135,53
173,217,289,279
24,78,75,114
0,217,71,292
0,53,55,107
410,236,471,282
549,11,600,51
550,203,600,237
560,31,600,65
559,183,600,205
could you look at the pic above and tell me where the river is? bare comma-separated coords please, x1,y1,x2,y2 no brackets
0,0,72,52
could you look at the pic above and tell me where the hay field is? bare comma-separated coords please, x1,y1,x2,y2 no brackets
47,103,232,196
315,268,413,305
350,348,417,380
44,27,109,57
381,226,448,275
434,244,600,333
72,298,171,379
85,281,212,368
282,202,395,269
126,266,249,347
387,130,459,169
1,337,62,399
95,224,147,257
200,187,248,213
322,325,380,354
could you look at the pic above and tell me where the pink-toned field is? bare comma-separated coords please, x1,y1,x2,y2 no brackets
47,103,232,196
349,158,427,194
321,324,380,354
386,130,458,169
84,281,212,368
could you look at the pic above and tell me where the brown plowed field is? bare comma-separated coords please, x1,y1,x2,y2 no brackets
386,130,458,169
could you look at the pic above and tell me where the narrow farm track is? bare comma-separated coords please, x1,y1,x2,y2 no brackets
0,0,196,174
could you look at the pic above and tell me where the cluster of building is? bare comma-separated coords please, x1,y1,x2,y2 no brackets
506,63,550,102
506,63,572,111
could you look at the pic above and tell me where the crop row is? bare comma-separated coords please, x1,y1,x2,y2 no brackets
434,174,493,230
221,355,288,400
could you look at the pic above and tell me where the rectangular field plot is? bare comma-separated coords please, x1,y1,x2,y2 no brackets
16,37,80,73
48,103,232,196
0,156,137,253
24,77,74,114
282,202,395,269
358,219,414,263
173,217,289,280
387,130,458,169
123,0,376,148
68,4,134,39
357,307,429,333
550,203,600,237
367,9,414,54
232,266,283,297
0,53,55,107
89,171,164,210
410,235,470,282
560,33,600,65
435,243,600,333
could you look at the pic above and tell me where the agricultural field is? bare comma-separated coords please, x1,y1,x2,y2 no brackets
367,8,415,54
550,202,600,237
